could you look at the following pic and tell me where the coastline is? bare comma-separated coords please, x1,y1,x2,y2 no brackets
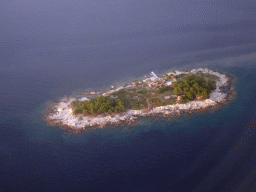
45,68,235,131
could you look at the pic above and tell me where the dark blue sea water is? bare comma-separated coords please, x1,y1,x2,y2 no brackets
1,1,256,191
1,33,256,192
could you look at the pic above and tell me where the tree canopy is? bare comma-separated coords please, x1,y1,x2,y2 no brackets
171,75,216,100
71,95,126,115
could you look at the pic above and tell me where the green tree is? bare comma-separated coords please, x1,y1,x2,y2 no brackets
172,75,216,100
71,95,126,115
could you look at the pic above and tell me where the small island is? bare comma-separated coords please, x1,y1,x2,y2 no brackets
45,68,234,130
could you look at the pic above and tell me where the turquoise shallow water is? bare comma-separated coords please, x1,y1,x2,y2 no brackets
1,34,256,192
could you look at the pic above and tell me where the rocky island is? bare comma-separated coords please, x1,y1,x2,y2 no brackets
45,68,234,130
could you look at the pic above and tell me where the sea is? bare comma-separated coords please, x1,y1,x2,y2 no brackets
1,19,256,192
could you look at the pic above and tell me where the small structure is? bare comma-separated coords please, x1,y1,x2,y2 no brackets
90,91,96,95
164,96,171,100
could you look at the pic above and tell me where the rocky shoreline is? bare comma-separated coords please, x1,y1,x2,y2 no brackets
45,68,235,131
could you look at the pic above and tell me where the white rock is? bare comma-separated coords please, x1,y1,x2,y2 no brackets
165,81,172,86
78,97,89,101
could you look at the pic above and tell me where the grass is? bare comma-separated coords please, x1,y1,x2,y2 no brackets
127,88,137,92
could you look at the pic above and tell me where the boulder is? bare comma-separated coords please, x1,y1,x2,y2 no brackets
119,117,126,121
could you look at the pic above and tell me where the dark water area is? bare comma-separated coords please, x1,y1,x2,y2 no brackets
1,38,256,191
1,1,256,191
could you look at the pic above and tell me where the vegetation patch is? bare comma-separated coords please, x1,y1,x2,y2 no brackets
71,95,125,115
171,75,216,100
